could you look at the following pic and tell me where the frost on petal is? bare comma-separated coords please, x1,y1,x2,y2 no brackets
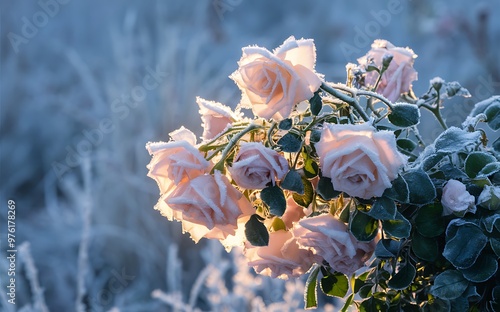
169,126,197,145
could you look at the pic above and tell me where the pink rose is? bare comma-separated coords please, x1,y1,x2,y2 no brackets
230,36,322,120
146,127,211,195
358,40,418,102
229,142,288,189
197,97,242,140
281,196,306,229
316,123,406,199
441,179,476,216
245,230,315,279
166,171,253,237
293,214,377,275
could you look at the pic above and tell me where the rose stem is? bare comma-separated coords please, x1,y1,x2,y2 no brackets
210,123,264,173
320,82,370,122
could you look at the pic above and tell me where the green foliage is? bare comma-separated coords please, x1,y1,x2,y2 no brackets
403,169,436,205
430,270,468,300
281,169,304,194
382,212,411,239
350,209,379,242
304,265,320,309
484,102,500,130
434,127,481,154
465,152,497,178
309,91,323,116
277,132,302,152
278,118,293,130
367,196,397,220
317,176,340,200
387,262,416,290
443,220,488,269
245,214,269,246
415,203,445,237
292,177,314,207
388,103,420,127
320,272,348,298
261,185,286,216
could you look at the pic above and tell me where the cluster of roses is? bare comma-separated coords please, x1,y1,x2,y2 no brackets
146,36,419,279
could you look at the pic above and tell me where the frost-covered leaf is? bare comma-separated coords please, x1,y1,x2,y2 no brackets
317,176,340,200
485,102,500,130
375,239,401,258
382,175,409,203
278,118,293,130
277,132,302,152
309,91,323,116
388,103,420,127
460,254,498,283
465,152,497,178
415,203,444,237
412,231,439,261
305,265,320,309
382,212,411,239
403,169,436,205
320,272,348,298
430,270,468,300
367,196,397,220
350,210,379,242
434,127,481,154
292,177,313,207
443,221,488,269
281,169,304,194
469,96,500,117
261,185,286,216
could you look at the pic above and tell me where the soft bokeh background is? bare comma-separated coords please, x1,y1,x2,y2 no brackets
1,1,499,311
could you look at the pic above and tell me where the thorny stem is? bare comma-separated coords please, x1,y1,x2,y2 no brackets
267,121,278,148
320,82,370,122
418,94,448,131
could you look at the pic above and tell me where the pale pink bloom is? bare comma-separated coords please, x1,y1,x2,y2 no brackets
197,97,242,140
153,170,254,250
245,230,315,279
146,127,210,196
230,36,322,120
293,214,377,275
441,179,476,216
358,39,418,102
229,142,288,189
281,196,306,229
316,123,406,199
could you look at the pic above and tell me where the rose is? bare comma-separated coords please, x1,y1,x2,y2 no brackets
441,179,476,216
293,214,377,275
316,123,406,199
157,170,254,250
244,230,315,279
146,127,211,195
358,40,417,102
230,36,322,120
197,97,242,140
229,142,288,189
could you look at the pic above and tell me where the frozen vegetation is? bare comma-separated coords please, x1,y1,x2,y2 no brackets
1,0,499,311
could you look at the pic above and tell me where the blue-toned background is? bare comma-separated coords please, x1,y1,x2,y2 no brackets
1,1,499,311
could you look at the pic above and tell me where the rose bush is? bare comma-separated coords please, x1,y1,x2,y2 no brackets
146,37,500,310
316,122,406,199
230,36,322,120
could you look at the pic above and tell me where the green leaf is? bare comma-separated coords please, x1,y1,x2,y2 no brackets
375,239,402,258
367,196,397,220
422,298,451,312
483,214,500,233
382,175,409,203
493,137,500,153
485,102,500,130
421,152,446,171
304,265,320,309
469,96,500,116
350,210,379,242
278,118,293,130
478,186,500,210
430,270,468,300
412,231,439,262
388,262,416,290
277,132,302,153
490,238,500,258
477,162,500,178
397,138,418,153
403,169,436,205
449,296,469,312
382,212,411,239
261,186,286,216
320,272,348,298
309,91,323,116
388,103,420,127
460,254,498,282
434,127,481,154
292,177,314,208
359,297,389,312
281,170,304,194
317,176,340,200
465,152,497,178
245,214,269,246
415,203,445,237
302,155,319,179
443,221,488,269
340,293,354,312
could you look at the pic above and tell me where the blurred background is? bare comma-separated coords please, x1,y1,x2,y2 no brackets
1,0,499,311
